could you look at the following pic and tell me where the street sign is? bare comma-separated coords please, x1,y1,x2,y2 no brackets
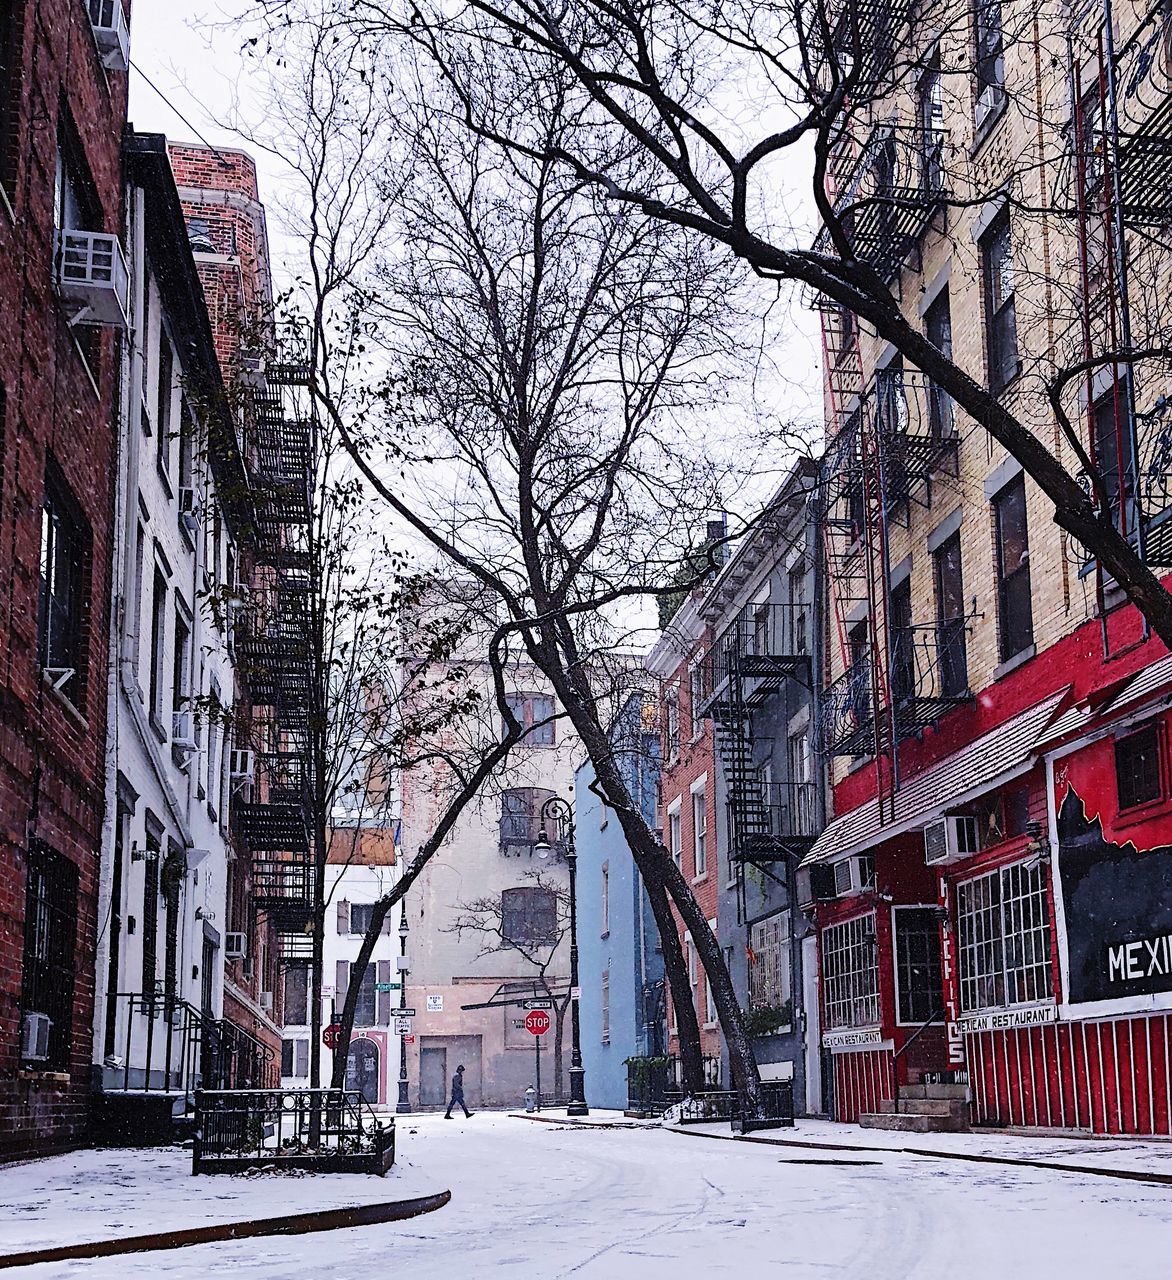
375,982,402,992
426,995,444,1012
394,1017,412,1035
522,998,553,1010
322,1022,343,1049
525,1009,551,1036
396,1008,417,1017
570,986,581,1000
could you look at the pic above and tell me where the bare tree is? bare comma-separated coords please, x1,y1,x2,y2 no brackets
245,0,1172,650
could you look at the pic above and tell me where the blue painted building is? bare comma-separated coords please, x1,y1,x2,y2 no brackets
575,695,665,1111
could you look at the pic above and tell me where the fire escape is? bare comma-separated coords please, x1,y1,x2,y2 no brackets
236,331,317,966
1068,3,1172,594
701,597,817,905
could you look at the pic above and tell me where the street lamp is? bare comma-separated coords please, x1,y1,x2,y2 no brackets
534,796,588,1117
396,901,411,1114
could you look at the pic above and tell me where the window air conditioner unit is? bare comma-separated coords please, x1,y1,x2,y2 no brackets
833,854,875,898
57,228,129,328
923,815,981,867
172,711,197,751
88,1,130,72
226,932,248,959
796,862,838,909
178,487,200,535
259,990,274,1013
229,749,255,781
21,1012,52,1062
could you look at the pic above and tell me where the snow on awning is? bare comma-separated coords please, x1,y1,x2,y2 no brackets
802,690,1070,866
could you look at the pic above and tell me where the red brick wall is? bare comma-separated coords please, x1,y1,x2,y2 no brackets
0,1,128,1159
657,639,722,1061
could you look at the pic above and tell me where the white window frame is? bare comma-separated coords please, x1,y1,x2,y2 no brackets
955,860,1052,1015
691,776,708,881
821,912,880,1031
749,912,793,1025
667,800,682,871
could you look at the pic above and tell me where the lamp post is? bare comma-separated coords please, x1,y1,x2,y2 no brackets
535,796,588,1116
396,901,411,1114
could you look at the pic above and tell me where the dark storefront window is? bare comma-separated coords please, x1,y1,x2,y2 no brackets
956,862,1052,1012
20,843,79,1070
894,908,944,1024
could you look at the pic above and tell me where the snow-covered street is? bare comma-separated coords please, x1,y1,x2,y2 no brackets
5,1115,1172,1278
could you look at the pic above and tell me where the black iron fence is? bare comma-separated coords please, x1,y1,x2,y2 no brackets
192,1088,395,1174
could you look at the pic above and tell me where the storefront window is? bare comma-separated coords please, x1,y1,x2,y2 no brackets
821,913,880,1030
956,862,1052,1012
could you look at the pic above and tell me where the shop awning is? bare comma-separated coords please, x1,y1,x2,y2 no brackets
1033,653,1172,752
802,690,1069,866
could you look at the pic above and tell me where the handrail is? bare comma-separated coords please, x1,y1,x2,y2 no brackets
890,1007,945,1111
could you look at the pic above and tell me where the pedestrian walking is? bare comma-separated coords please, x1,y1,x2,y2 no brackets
444,1064,472,1118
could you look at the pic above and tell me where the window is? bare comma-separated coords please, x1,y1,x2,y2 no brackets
20,843,78,1070
38,465,89,705
601,862,609,936
1093,385,1135,537
283,964,309,1024
601,969,610,1044
689,664,705,738
499,787,557,855
349,902,376,935
156,338,174,479
668,807,682,869
788,563,808,654
974,0,1005,126
993,475,1033,661
889,578,914,706
338,962,377,1026
178,401,195,494
281,1038,309,1077
148,567,167,724
821,914,880,1030
53,122,101,369
1116,721,1163,811
924,289,954,437
749,914,792,1019
0,1,19,202
933,534,968,697
692,789,707,878
847,619,871,737
172,607,190,720
919,53,946,193
501,886,558,945
956,862,1052,1012
894,908,944,1024
666,689,680,759
981,211,1018,393
503,692,556,746
705,971,717,1026
787,730,815,835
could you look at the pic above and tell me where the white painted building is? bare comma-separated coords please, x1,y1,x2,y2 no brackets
91,134,274,1127
280,828,402,1108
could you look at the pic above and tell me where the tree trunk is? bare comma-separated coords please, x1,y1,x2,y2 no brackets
644,878,704,1092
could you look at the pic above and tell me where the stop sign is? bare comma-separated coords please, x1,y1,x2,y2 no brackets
524,1009,551,1036
323,1022,343,1049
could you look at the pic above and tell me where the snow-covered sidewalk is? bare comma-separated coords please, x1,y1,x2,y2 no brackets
670,1116,1172,1182
0,1139,445,1257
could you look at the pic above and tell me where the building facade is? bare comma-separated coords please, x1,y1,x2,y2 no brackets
695,461,828,1115
0,0,130,1158
575,694,666,1111
281,828,401,1106
647,598,723,1076
803,0,1172,1134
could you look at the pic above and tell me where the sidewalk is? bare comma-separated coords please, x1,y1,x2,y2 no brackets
668,1117,1172,1184
0,1141,445,1259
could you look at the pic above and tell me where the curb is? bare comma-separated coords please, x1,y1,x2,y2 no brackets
508,1113,653,1129
0,1190,452,1270
667,1125,1172,1188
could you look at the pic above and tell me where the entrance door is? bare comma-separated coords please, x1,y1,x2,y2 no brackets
346,1037,380,1104
802,935,824,1114
419,1045,447,1108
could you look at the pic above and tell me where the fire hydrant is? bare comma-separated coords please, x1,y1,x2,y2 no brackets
524,1085,537,1113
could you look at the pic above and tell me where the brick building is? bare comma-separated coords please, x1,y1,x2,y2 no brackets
800,0,1172,1134
0,1,130,1159
647,600,723,1076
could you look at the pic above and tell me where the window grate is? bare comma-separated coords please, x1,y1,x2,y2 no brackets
821,913,879,1030
956,861,1051,1013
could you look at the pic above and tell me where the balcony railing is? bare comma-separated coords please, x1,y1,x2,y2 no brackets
726,780,819,862
818,0,915,95
1111,6,1172,222
819,130,947,283
874,367,958,508
701,602,812,720
234,752,310,853
252,858,315,923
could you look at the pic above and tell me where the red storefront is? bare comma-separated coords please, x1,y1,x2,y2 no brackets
804,606,1172,1135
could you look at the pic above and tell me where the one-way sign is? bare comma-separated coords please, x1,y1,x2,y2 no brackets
522,998,553,1010
395,1008,417,1017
